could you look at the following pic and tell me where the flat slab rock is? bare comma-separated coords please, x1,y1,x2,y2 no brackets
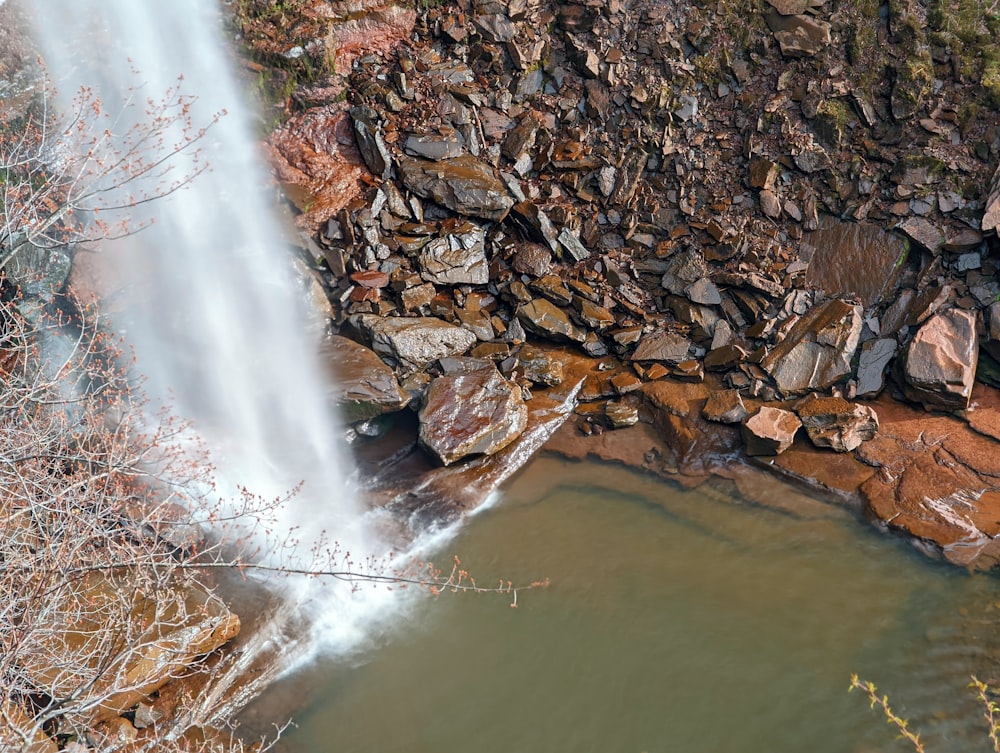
397,154,513,221
419,360,528,466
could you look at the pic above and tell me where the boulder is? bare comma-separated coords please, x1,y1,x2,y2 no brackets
760,299,863,395
353,314,476,373
765,12,832,57
702,390,749,424
397,154,514,221
631,331,693,364
321,336,410,422
516,299,587,342
417,222,488,285
794,394,879,452
742,407,802,455
903,308,978,411
419,361,528,465
802,217,907,308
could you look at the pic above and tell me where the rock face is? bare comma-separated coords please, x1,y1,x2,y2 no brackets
17,572,239,724
903,308,978,411
760,299,862,395
397,154,514,221
418,360,528,465
321,335,410,422
353,315,476,373
742,406,802,455
794,394,879,452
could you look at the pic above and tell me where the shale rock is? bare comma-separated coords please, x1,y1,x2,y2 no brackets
856,338,897,397
417,222,488,285
516,299,586,342
397,154,513,221
517,344,565,386
702,390,748,424
742,407,802,456
761,299,863,395
418,361,528,465
321,335,410,422
631,331,693,364
903,308,978,411
353,314,476,373
794,394,879,452
765,12,832,57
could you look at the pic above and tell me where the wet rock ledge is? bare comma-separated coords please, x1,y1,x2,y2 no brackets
231,0,1000,568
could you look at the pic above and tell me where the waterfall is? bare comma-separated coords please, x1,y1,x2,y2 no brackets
28,1,393,656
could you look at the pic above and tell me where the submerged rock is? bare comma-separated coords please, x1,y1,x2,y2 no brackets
418,361,528,466
903,308,978,411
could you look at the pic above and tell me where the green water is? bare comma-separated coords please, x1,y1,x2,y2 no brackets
250,456,1000,753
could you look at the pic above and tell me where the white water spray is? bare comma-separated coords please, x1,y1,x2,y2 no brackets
29,1,395,654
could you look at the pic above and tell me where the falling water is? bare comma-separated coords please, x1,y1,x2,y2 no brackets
28,1,393,658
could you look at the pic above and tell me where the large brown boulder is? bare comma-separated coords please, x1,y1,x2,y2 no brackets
760,299,862,395
418,361,528,466
903,308,978,411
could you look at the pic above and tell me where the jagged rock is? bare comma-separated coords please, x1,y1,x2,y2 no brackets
794,394,879,452
984,302,1000,362
397,154,513,221
704,343,747,370
760,299,863,395
354,314,476,373
765,12,832,57
403,134,465,161
702,390,748,424
765,0,809,14
132,702,164,730
418,361,527,465
856,338,898,397
512,242,553,277
686,277,722,305
803,217,907,308
903,308,978,411
518,344,564,386
417,222,488,285
897,216,945,253
631,331,693,364
606,401,640,428
557,227,592,261
983,162,1000,232
349,105,392,180
742,406,802,455
516,299,587,342
322,335,411,422
760,189,782,218
574,298,615,330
